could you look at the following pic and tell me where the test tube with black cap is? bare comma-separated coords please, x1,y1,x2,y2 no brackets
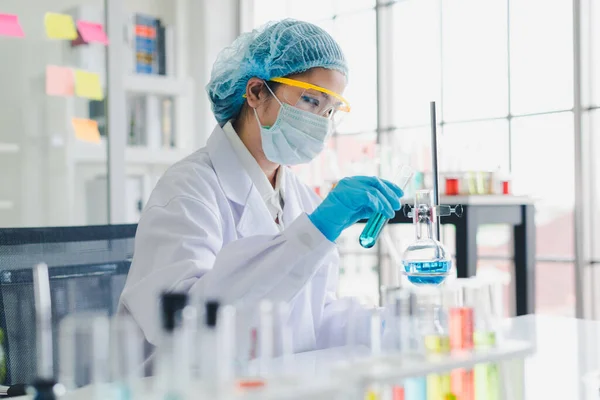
200,300,220,381
155,292,189,400
201,300,237,397
28,263,66,399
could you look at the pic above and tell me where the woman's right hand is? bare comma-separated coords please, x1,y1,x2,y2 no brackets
308,176,404,242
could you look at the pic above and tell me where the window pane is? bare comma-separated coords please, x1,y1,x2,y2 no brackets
334,0,376,15
0,1,108,227
588,0,600,106
333,11,377,133
510,0,573,114
442,0,508,121
440,119,509,172
511,113,575,258
253,0,289,26
287,0,335,21
392,0,442,127
383,127,435,174
589,110,600,261
536,262,576,317
334,132,378,176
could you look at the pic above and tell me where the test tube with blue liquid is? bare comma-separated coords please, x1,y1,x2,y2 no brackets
359,165,415,249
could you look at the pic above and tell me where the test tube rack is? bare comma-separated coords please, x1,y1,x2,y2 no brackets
48,339,533,399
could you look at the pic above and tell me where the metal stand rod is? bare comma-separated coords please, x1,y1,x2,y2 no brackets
430,101,441,241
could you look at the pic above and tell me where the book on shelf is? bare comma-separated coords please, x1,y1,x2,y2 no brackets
161,97,175,148
127,94,146,146
126,13,176,76
126,94,176,148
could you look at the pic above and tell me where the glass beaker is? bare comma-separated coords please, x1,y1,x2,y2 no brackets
401,190,452,285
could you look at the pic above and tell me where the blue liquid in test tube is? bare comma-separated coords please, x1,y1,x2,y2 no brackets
359,212,388,248
359,165,414,249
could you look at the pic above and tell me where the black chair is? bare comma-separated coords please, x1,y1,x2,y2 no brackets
0,224,137,385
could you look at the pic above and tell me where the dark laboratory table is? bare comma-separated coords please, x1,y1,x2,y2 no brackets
388,195,536,316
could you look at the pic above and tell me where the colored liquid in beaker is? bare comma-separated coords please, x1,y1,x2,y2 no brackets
403,260,451,285
359,212,389,248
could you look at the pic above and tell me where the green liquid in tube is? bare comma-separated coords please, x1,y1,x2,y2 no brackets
425,335,454,400
474,331,499,400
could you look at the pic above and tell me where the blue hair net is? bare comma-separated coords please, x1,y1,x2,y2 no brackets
206,19,348,125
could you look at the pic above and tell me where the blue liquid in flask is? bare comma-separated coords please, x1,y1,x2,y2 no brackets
359,212,388,248
403,260,451,285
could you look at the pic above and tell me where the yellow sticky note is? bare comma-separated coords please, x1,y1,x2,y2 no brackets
44,12,77,40
72,118,101,143
75,70,104,100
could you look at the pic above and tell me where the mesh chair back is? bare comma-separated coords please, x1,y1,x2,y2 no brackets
0,225,136,384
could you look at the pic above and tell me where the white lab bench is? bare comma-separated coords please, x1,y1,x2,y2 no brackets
9,315,600,399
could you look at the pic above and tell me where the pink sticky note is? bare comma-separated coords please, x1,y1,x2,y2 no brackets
76,20,108,45
46,65,74,96
0,14,25,38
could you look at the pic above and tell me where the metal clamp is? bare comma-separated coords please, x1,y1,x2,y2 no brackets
403,204,463,219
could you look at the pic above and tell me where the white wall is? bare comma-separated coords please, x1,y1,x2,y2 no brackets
188,0,240,147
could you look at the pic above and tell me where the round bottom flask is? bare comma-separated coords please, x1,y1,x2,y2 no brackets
401,190,452,285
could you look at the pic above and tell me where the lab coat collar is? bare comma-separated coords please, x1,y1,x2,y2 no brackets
206,124,280,237
206,124,253,206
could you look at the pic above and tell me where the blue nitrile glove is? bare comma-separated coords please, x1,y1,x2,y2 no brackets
308,176,404,242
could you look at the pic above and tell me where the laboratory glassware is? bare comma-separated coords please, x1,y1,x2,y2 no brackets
444,279,476,400
58,313,111,399
401,190,460,285
200,300,220,383
30,263,66,400
273,302,294,377
110,315,144,400
359,165,414,249
417,287,453,400
364,310,385,400
257,300,275,377
381,287,407,399
472,270,510,400
200,300,239,397
155,292,191,400
397,289,427,400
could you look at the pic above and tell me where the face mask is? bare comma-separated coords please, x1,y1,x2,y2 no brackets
253,84,332,166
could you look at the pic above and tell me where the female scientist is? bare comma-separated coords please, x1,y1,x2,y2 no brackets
119,19,403,352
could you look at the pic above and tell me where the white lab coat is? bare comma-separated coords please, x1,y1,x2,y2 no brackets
119,124,372,354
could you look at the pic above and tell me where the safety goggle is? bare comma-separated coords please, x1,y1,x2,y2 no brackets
270,77,351,119
243,77,351,122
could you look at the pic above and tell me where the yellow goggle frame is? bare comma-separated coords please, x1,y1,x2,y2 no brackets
242,76,351,113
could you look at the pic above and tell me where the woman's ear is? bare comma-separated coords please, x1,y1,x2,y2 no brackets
245,78,266,109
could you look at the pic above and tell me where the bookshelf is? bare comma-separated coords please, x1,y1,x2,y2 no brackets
43,0,196,226
0,0,239,228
